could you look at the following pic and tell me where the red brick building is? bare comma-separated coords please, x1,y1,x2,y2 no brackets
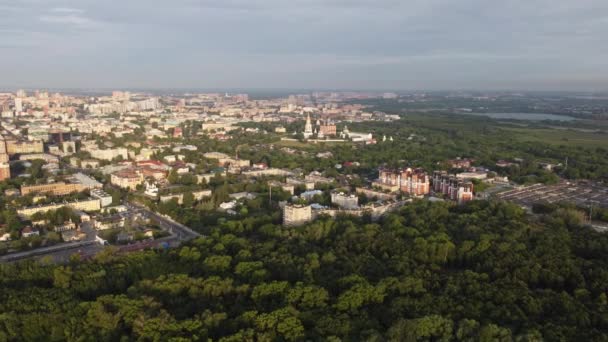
318,124,337,136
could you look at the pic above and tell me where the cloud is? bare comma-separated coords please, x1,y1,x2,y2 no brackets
0,0,607,90
39,7,100,29
50,7,85,14
40,14,95,26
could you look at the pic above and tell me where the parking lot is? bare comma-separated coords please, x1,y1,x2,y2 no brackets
495,182,608,208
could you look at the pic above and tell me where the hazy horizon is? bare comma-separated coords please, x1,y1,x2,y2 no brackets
2,0,608,91
4,87,608,98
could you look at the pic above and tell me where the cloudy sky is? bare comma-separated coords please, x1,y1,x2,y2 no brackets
1,0,607,90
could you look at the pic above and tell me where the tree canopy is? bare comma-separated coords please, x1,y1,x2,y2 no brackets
1,200,608,340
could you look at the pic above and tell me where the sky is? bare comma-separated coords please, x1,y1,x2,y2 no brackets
1,0,608,91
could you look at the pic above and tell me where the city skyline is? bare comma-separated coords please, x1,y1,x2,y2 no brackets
1,0,608,91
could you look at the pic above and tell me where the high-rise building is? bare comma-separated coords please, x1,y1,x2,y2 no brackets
432,171,474,204
374,167,430,196
399,168,430,196
14,98,23,113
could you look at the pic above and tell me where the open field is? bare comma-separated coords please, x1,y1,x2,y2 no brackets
501,127,608,148
397,113,607,148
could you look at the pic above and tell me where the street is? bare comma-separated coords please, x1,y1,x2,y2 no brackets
0,202,201,263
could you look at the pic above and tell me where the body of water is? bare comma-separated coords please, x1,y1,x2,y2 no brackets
469,112,576,121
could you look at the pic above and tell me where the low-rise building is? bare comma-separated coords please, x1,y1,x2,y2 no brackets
219,200,237,211
95,217,125,230
283,204,312,227
89,147,128,161
286,177,315,190
18,153,59,164
160,189,212,204
144,182,159,198
242,168,293,177
269,181,295,195
17,198,101,218
331,192,359,209
160,193,184,204
456,171,487,180
356,187,398,201
218,158,251,168
21,182,86,196
203,152,230,160
313,200,408,222
81,159,100,169
447,158,474,169
229,192,257,200
70,172,103,189
62,229,87,241
91,189,113,207
54,220,77,232
111,169,144,190
21,226,39,238
0,163,10,181
193,190,212,200
305,172,334,185
197,171,227,184
300,190,323,201
5,139,44,155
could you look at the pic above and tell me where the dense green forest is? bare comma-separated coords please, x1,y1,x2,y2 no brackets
1,200,608,341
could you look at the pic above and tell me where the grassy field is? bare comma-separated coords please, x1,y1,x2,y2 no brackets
399,113,607,148
501,127,608,148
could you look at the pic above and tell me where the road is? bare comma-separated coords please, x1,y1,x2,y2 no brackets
0,240,99,262
125,201,202,241
0,202,201,263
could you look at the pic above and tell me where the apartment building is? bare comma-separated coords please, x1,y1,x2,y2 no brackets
432,171,474,204
17,198,101,218
110,169,144,190
331,192,359,210
374,167,430,196
283,204,312,227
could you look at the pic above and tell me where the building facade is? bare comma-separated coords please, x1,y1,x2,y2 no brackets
331,192,359,209
90,147,129,161
5,139,44,155
432,171,474,204
374,168,430,196
17,198,102,218
110,169,144,190
400,168,430,196
0,163,9,181
21,182,86,196
91,189,113,207
283,204,312,227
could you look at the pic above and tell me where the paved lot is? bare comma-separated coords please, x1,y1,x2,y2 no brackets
495,182,608,208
